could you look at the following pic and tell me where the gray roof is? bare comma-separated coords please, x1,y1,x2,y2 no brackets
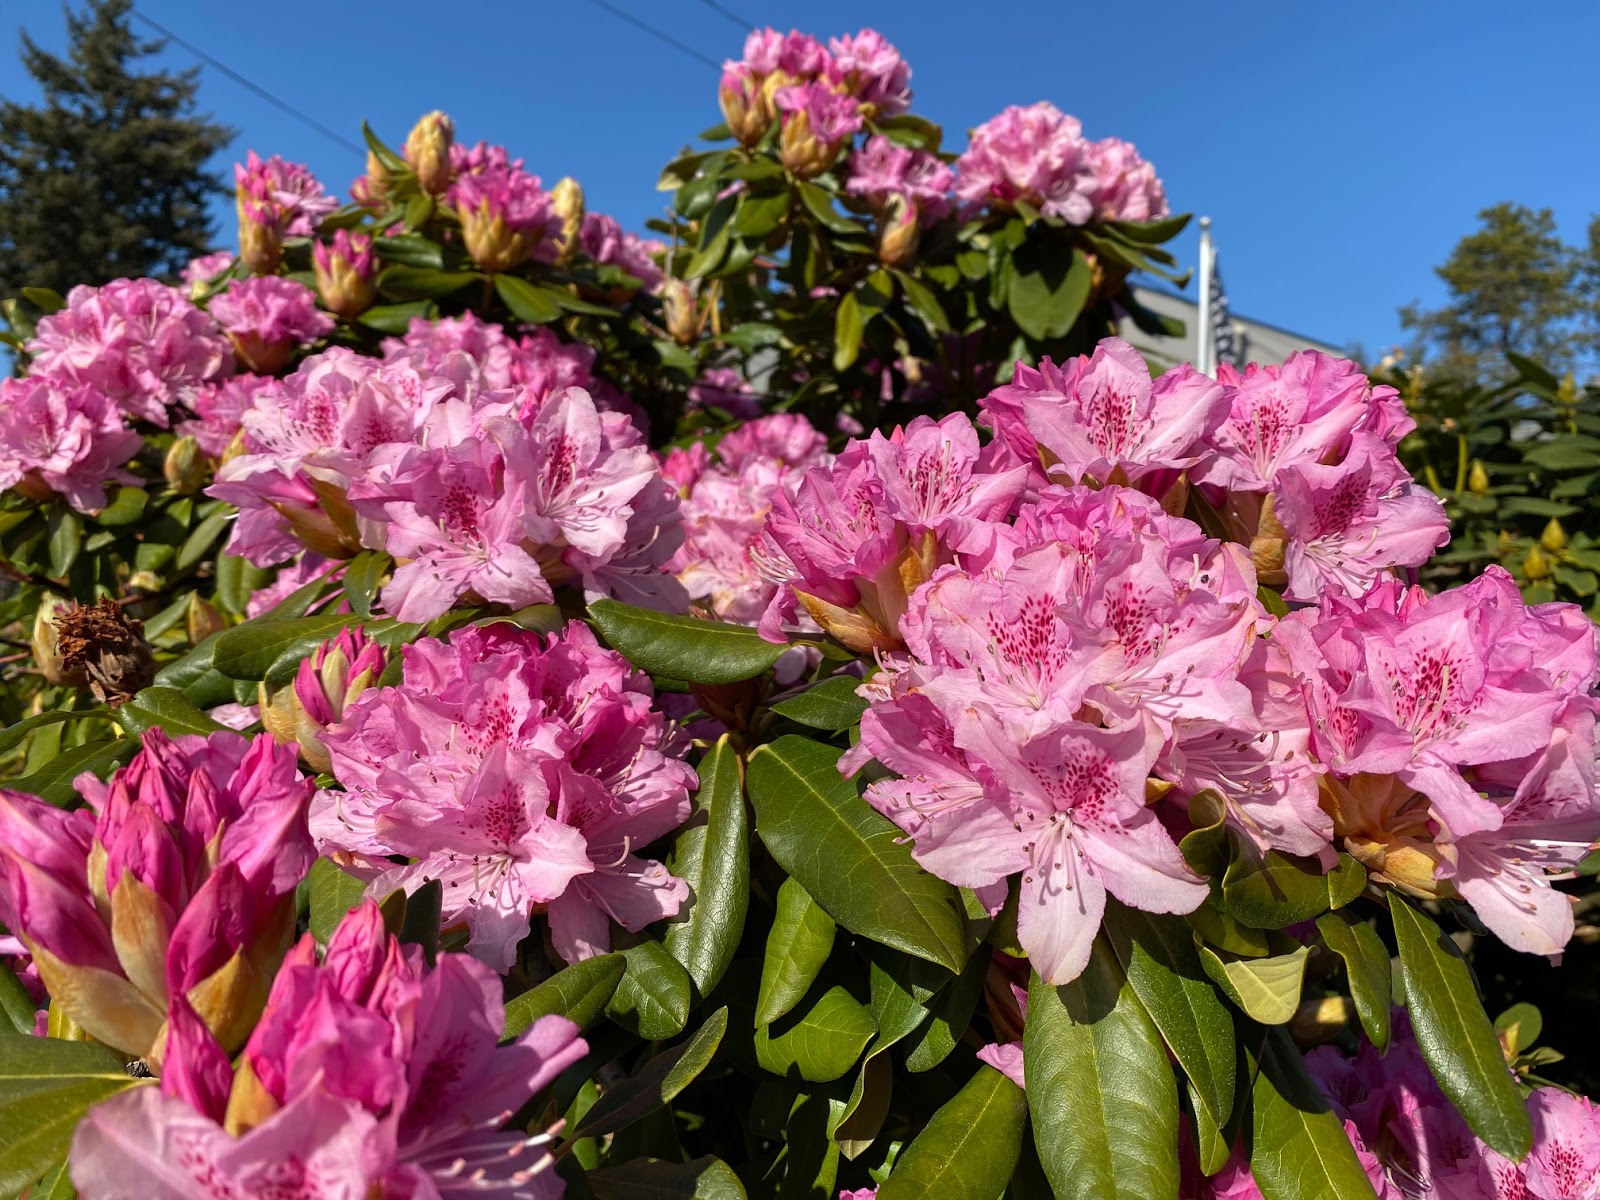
1118,285,1342,371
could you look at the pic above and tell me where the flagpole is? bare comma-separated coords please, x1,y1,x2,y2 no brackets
1196,216,1214,375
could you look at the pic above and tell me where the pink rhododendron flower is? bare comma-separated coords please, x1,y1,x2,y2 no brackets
72,902,586,1200
0,375,141,512
180,250,234,289
955,102,1097,223
312,229,378,320
311,622,696,970
27,278,233,426
828,29,912,117
0,729,312,1060
846,135,954,223
209,276,334,374
1085,136,1168,222
774,82,863,178
233,152,337,238
758,412,1027,651
668,413,830,624
687,366,762,418
580,212,664,292
449,161,559,272
179,374,278,458
979,336,1228,495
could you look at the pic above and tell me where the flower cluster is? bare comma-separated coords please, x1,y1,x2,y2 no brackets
1184,1017,1600,1199
447,146,560,273
0,375,142,511
744,337,1600,985
208,276,335,374
72,902,586,1200
665,413,831,624
954,101,1167,225
210,333,683,621
234,151,338,274
310,621,697,970
0,729,313,1060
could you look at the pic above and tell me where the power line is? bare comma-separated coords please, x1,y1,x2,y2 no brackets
128,7,364,156
697,0,755,34
587,0,721,70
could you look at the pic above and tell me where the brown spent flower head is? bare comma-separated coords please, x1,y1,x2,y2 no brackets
36,598,157,706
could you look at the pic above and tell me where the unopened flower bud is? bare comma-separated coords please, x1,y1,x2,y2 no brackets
1467,459,1491,495
661,278,707,346
313,229,378,320
1524,544,1552,581
261,627,386,775
549,177,585,266
405,111,455,196
33,597,155,706
876,194,920,268
778,108,831,180
1541,518,1568,553
186,593,227,646
363,149,392,199
164,435,207,495
236,213,283,277
719,64,772,146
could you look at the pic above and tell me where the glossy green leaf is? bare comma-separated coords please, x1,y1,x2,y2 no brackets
307,858,370,945
358,301,434,334
1197,944,1308,1026
574,1008,728,1138
1023,943,1179,1200
1248,1026,1379,1200
33,1158,75,1200
1316,911,1392,1050
504,953,626,1038
903,943,988,1073
891,269,948,334
1495,1003,1543,1057
748,736,967,973
493,274,563,324
1103,904,1235,1126
753,985,876,1083
9,739,136,806
46,508,81,579
212,614,357,681
0,964,37,1036
768,676,869,732
1389,895,1532,1159
93,487,148,528
20,286,65,313
0,1034,143,1196
606,942,693,1041
1221,849,1366,929
756,878,837,1027
733,191,789,238
589,598,788,684
877,1066,1027,1200
380,264,478,299
586,1154,747,1199
175,507,231,572
1008,239,1092,340
796,182,863,234
373,233,445,268
115,688,226,739
833,292,864,372
664,737,749,998
342,551,390,619
0,709,104,756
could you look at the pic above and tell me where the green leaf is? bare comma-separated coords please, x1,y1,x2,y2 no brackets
606,942,693,1041
373,233,445,268
494,274,563,324
46,508,81,579
0,710,104,757
20,287,66,314
876,1066,1027,1200
796,183,863,234
733,191,790,238
9,740,135,806
1221,848,1366,929
361,121,406,171
0,963,37,1036
753,985,877,1083
1102,213,1192,244
891,269,949,334
756,878,837,1026
211,613,356,681
769,675,869,732
1023,943,1179,1200
0,1034,143,1196
1316,911,1392,1050
308,858,370,945
1197,944,1308,1026
379,264,479,299
33,1159,75,1200
175,507,232,573
115,688,226,739
343,551,390,619
748,736,967,974
1524,442,1600,472
664,737,749,999
586,1155,747,1199
1007,238,1092,341
93,487,148,528
833,292,864,372
1389,894,1532,1159
504,953,626,1038
902,944,988,1073
1103,904,1236,1126
1247,1026,1379,1200
574,1008,728,1138
358,300,435,334
588,598,789,684
1495,1002,1543,1057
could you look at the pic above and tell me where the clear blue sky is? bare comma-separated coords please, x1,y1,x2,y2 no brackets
5,0,1600,358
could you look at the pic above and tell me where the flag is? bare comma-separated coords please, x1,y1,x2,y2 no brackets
1208,256,1238,369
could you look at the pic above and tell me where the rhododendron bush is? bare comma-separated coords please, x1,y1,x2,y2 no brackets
1,25,1598,1200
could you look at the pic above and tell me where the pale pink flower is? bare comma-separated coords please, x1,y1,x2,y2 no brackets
828,29,912,116
0,375,141,512
580,212,664,291
233,151,337,238
209,276,334,373
180,250,234,288
1085,136,1168,223
312,623,695,970
179,374,278,458
954,102,1097,224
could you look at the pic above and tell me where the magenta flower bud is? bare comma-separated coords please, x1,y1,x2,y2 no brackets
719,63,771,146
450,164,558,273
774,83,863,180
209,276,334,375
233,152,337,275
312,229,378,320
0,729,313,1064
262,626,386,775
